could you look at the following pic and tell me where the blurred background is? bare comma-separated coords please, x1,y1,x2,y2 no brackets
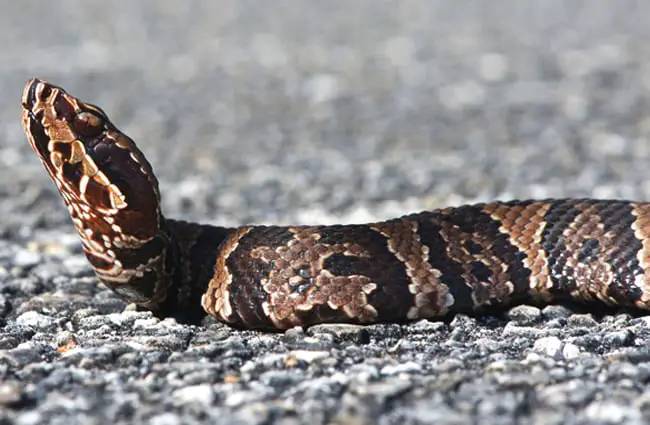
2,1,650,237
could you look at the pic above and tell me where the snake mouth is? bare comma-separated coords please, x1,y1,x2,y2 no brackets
21,97,49,160
22,78,37,110
21,79,57,149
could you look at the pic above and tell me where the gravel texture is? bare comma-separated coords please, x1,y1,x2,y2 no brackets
3,1,650,424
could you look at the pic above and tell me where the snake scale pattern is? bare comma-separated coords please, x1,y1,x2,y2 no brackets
20,78,650,330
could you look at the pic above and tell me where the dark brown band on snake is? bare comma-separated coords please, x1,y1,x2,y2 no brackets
21,78,650,330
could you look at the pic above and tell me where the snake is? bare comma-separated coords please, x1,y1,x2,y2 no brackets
20,78,650,331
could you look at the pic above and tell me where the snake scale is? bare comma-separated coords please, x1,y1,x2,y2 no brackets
20,78,650,330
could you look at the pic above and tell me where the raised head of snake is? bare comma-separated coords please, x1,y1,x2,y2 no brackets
21,78,173,309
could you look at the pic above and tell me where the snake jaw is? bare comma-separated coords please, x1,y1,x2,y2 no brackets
21,78,162,249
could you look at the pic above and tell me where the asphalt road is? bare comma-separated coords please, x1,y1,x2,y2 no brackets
2,2,650,424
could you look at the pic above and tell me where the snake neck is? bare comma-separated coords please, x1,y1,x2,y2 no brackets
83,215,228,323
152,218,232,323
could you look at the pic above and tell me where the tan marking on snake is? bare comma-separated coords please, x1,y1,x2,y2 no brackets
249,228,379,329
370,219,453,319
202,227,253,321
484,202,553,299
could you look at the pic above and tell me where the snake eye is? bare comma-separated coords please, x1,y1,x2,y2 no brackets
73,111,104,137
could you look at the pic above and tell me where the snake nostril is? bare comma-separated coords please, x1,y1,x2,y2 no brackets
22,79,54,110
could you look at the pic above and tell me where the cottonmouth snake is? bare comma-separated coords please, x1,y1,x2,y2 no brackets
20,78,650,330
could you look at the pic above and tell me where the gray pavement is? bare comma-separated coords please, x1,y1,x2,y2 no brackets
2,1,650,424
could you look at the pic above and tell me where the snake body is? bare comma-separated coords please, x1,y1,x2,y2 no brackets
21,78,650,330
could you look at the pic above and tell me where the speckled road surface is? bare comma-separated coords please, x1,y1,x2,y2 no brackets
3,2,650,424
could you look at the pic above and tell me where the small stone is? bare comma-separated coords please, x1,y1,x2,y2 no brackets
307,323,369,344
502,322,550,339
604,330,633,347
545,318,565,328
283,327,334,350
562,343,581,360
486,359,525,373
0,293,9,317
592,132,628,156
609,362,640,380
55,331,78,353
435,358,464,373
223,374,240,384
347,364,380,383
15,311,55,330
539,381,597,407
62,255,92,276
288,350,330,364
283,353,299,368
380,361,422,376
562,94,588,120
407,319,446,333
259,370,303,389
525,352,543,363
251,33,288,68
0,336,18,350
13,249,41,268
4,343,45,366
584,401,632,423
559,49,593,77
171,384,215,408
566,314,598,328
149,412,182,425
633,316,650,329
304,74,340,104
351,378,412,400
449,314,476,330
133,317,161,329
383,36,416,67
541,305,573,320
0,381,22,406
16,277,43,294
284,326,305,339
438,80,486,110
533,336,563,359
479,53,509,82
506,305,541,325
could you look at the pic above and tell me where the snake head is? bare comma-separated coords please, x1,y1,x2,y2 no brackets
21,78,161,246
